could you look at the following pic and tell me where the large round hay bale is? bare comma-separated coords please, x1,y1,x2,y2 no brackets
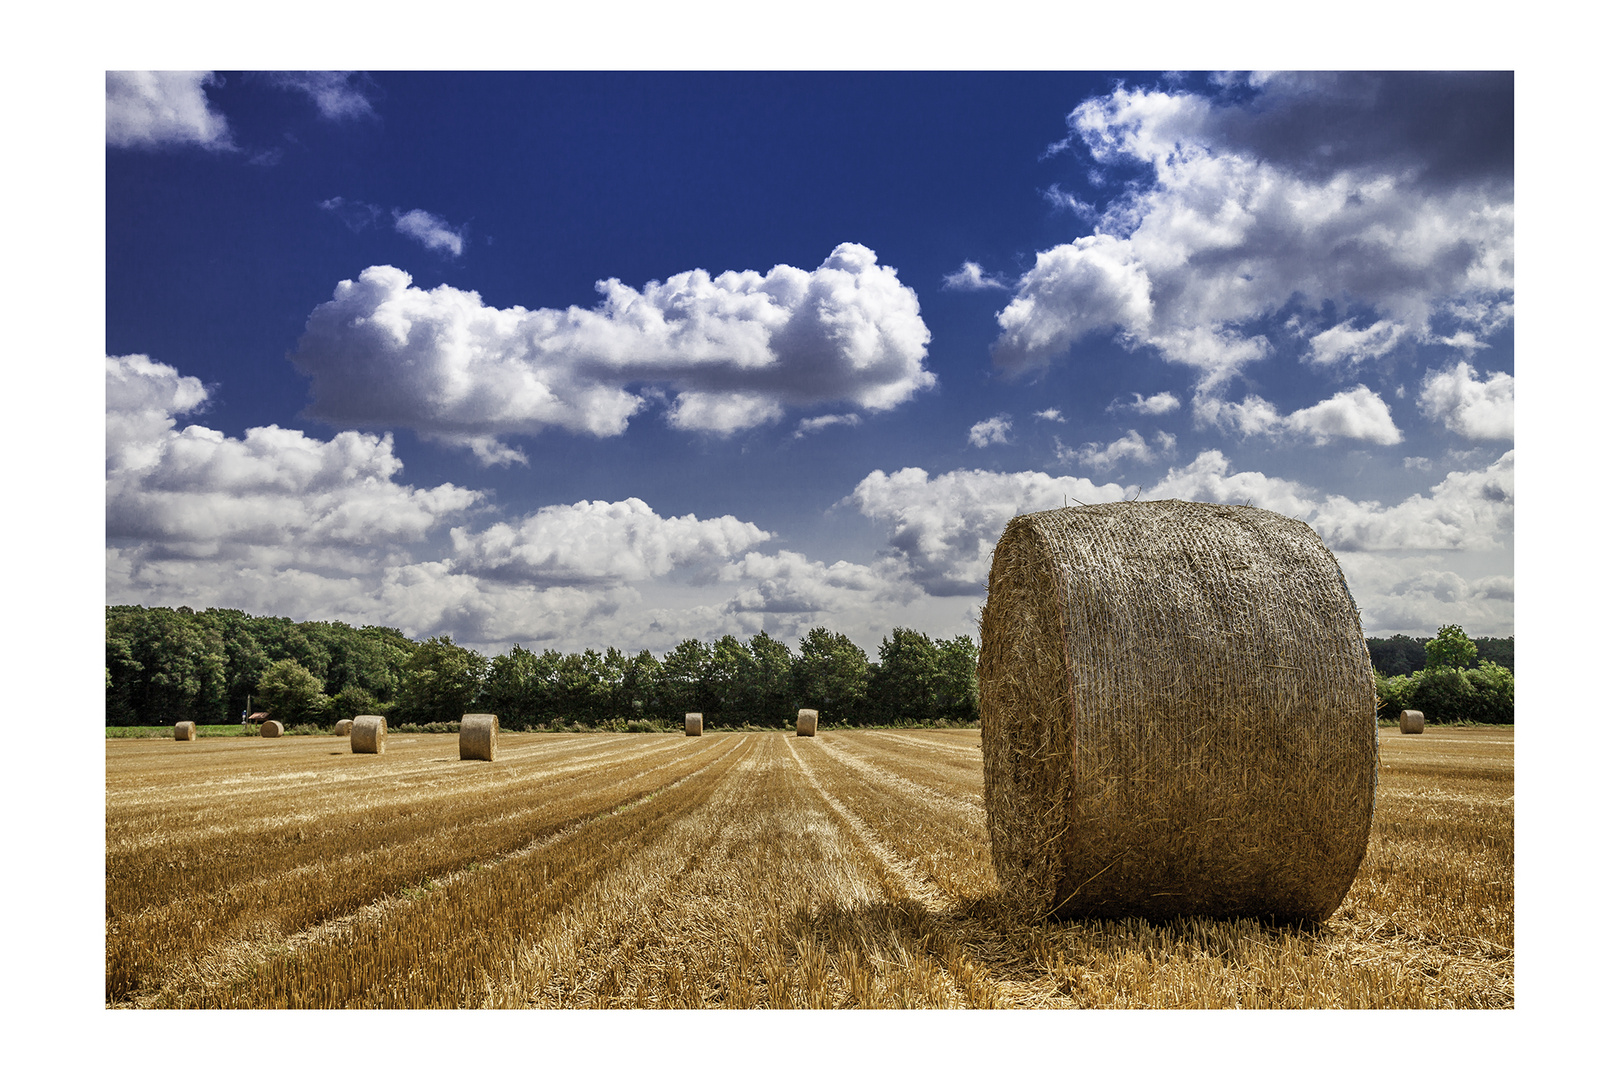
174,721,196,741
351,715,386,754
978,500,1378,923
685,712,703,737
459,714,499,760
259,720,284,738
334,718,354,737
796,709,818,737
1398,709,1425,734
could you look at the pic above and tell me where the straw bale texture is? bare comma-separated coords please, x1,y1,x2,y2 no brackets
459,714,499,761
350,715,386,755
685,712,703,737
1399,710,1425,735
978,499,1378,923
259,720,283,738
334,719,354,737
173,721,196,742
796,709,818,737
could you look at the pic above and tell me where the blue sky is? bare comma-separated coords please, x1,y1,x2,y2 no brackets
106,71,1515,656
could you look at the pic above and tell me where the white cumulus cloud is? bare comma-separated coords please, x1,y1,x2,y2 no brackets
1057,429,1174,472
449,498,770,586
393,208,465,256
262,71,377,120
942,261,1009,291
290,244,935,449
968,415,1013,447
991,82,1513,388
106,71,232,150
1418,361,1514,440
1110,391,1181,416
845,448,1511,601
1195,385,1401,445
106,355,483,569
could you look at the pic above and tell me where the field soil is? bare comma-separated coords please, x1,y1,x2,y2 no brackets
106,727,1512,1008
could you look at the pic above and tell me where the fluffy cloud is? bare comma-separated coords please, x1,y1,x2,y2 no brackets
1418,361,1514,440
107,355,924,653
942,261,1009,291
393,209,465,256
968,415,1013,447
1057,429,1174,472
1033,408,1066,422
1333,554,1513,638
1312,451,1513,552
1303,320,1404,370
1109,391,1180,416
794,413,860,438
106,71,231,151
1195,385,1401,445
845,467,1131,595
261,71,377,120
290,244,934,448
992,79,1514,386
450,498,770,586
106,356,482,566
847,449,1512,601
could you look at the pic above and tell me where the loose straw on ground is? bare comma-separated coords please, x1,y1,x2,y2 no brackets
459,714,498,761
978,499,1378,923
350,715,386,754
797,709,818,737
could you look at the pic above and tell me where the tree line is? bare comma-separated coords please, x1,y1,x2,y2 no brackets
1372,625,1514,725
1366,633,1512,677
104,606,978,730
107,606,1514,730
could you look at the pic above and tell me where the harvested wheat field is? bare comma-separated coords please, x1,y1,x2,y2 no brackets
105,726,1511,1008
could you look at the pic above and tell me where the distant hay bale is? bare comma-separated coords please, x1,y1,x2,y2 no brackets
459,714,499,761
796,709,818,737
259,720,284,738
351,715,386,755
1399,710,1425,734
334,718,354,737
978,499,1378,923
174,721,196,742
685,712,703,737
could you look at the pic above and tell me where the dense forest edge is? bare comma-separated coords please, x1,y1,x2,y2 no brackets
106,606,1513,731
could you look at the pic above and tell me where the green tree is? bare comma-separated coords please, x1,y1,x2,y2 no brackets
871,628,941,724
105,606,228,726
483,644,560,730
794,627,870,725
935,634,979,723
739,631,794,727
660,638,714,720
256,658,330,726
1424,624,1478,671
393,636,489,726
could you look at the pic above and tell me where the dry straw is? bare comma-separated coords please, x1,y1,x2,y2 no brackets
978,499,1378,923
459,714,499,761
1399,710,1425,735
334,718,354,737
351,715,386,755
797,709,818,737
259,720,284,738
173,721,196,742
685,712,703,737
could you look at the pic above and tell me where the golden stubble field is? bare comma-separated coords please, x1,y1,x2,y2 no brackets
105,726,1512,1008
